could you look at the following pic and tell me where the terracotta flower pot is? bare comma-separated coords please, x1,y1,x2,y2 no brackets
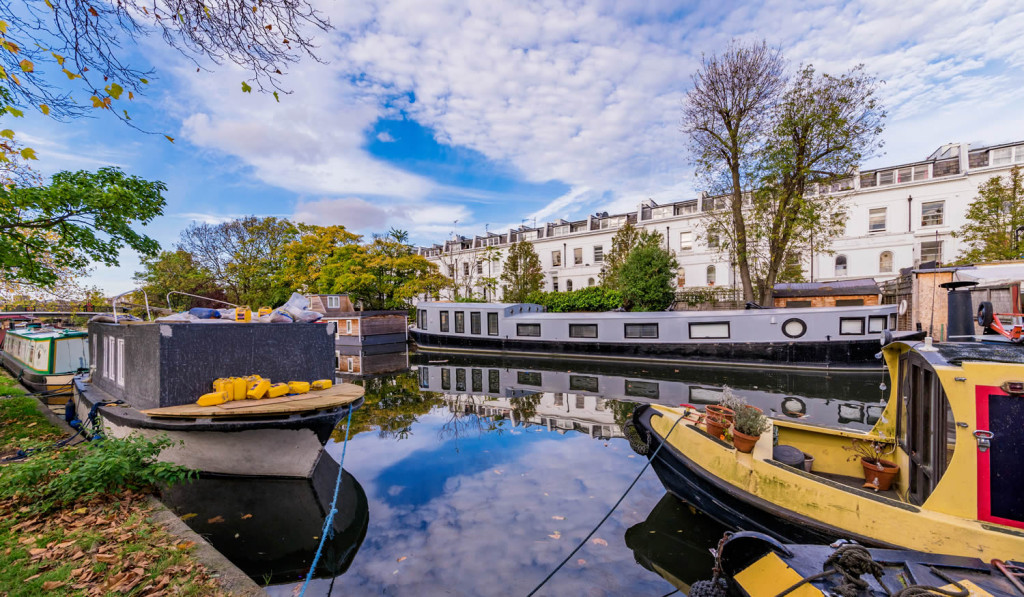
703,405,734,438
861,458,899,491
732,430,760,453
705,417,728,438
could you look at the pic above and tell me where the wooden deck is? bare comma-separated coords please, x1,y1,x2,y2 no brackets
140,383,364,418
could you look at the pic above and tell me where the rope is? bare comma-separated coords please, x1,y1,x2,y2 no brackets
297,405,354,597
526,409,685,597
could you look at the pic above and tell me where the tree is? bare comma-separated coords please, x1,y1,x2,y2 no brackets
278,224,362,294
618,244,678,311
133,249,225,311
954,166,1024,263
178,216,298,307
324,229,446,310
0,166,165,289
600,221,664,289
477,246,503,301
682,40,787,302
500,241,544,302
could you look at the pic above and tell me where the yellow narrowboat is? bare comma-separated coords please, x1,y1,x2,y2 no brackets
634,337,1024,561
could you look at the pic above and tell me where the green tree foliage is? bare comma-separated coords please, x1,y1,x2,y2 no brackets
332,371,444,441
178,216,298,307
476,246,503,301
133,249,225,310
618,244,678,311
0,167,165,289
278,224,362,293
500,240,544,302
524,286,622,312
954,167,1024,263
600,221,664,289
324,228,447,310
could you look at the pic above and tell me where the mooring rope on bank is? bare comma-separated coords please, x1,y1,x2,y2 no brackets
298,405,354,597
526,408,686,597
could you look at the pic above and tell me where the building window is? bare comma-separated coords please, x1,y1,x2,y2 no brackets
346,319,353,334
447,265,455,277
897,167,913,183
552,250,562,267
552,278,558,292
463,262,470,276
868,207,886,233
707,231,719,249
566,280,573,291
921,201,944,227
879,251,894,273
476,261,483,274
677,269,686,288
573,247,583,265
992,147,1012,166
569,324,598,338
706,265,716,286
487,312,498,335
470,312,481,334
594,246,603,262
679,231,693,252
835,298,865,306
553,392,564,406
860,172,877,188
920,240,943,264
835,255,847,277
455,311,465,333
440,310,450,332
588,277,595,287
913,164,930,181
327,295,341,309
517,323,541,337
878,170,894,185
347,357,355,372
441,368,450,390
624,323,658,339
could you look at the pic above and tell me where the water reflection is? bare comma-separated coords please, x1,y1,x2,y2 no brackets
160,455,368,585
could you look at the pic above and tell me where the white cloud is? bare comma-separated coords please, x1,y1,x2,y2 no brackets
293,196,473,241
376,131,396,142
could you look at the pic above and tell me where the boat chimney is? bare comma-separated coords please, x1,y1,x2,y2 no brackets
941,280,978,341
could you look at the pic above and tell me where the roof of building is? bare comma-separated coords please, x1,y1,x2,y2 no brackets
773,278,881,298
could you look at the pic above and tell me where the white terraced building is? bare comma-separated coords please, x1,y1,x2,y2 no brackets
417,140,1024,298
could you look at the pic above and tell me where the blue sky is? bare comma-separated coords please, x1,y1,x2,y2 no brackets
12,0,1024,294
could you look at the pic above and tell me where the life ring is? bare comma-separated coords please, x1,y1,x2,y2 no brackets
898,299,908,316
978,301,994,328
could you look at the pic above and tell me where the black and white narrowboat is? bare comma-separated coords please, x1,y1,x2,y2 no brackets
0,326,89,396
411,302,913,370
73,321,363,478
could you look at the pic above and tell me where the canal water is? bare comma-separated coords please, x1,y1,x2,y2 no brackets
160,350,888,596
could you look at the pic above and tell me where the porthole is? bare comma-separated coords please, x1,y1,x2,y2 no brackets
782,318,807,339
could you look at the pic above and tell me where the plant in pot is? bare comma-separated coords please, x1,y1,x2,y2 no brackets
732,404,770,453
847,439,898,492
703,387,740,439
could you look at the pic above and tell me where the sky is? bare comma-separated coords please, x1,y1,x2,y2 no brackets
12,0,1024,294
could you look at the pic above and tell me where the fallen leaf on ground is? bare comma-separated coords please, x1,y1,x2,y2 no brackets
548,531,561,539
591,538,608,546
577,559,586,565
175,541,196,550
206,515,224,524
41,581,63,590
241,513,253,520
95,553,118,563
397,556,407,563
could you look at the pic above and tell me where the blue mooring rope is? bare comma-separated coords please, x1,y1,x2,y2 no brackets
299,406,354,597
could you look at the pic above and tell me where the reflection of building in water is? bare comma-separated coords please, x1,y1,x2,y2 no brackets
418,365,624,439
336,349,409,379
415,358,886,431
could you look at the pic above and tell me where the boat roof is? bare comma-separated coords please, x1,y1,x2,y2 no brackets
932,341,1024,366
6,328,87,340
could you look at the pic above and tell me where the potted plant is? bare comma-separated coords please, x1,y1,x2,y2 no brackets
847,439,898,491
704,404,734,438
732,404,770,453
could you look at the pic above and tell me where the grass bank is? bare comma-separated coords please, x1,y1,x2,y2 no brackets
0,370,231,596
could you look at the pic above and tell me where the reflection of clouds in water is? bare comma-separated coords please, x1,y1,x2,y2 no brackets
268,410,672,596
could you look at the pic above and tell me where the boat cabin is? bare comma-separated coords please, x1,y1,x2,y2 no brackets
1,327,88,376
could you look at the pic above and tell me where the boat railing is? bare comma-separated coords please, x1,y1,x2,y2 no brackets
112,289,152,323
165,291,239,311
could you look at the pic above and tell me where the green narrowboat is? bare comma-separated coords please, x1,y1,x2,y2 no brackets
0,327,89,396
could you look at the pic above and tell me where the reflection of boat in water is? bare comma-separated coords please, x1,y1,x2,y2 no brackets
410,351,885,430
624,493,730,593
160,454,368,584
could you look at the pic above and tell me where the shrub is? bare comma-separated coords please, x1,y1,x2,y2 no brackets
733,404,770,436
524,286,622,312
0,434,194,511
618,244,677,311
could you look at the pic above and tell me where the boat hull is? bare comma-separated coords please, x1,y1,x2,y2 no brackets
74,380,361,478
0,350,76,396
411,329,893,370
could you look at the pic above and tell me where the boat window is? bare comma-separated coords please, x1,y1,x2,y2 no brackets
116,338,125,387
440,311,449,332
455,312,465,333
868,315,888,333
487,312,499,335
471,368,483,392
456,368,466,391
569,324,598,338
418,309,427,329
441,368,451,391
901,353,954,505
517,371,542,386
689,322,729,339
488,369,500,393
839,317,865,335
782,318,807,338
570,375,599,392
625,380,660,400
624,323,659,339
419,367,429,388
517,324,541,337
470,312,481,335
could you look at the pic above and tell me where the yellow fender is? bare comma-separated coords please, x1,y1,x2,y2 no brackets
231,377,248,400
311,379,333,390
287,381,310,394
197,391,229,406
247,378,271,400
267,383,289,398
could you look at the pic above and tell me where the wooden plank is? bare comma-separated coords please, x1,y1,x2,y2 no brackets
140,383,364,418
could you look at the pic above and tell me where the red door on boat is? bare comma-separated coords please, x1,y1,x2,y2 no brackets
976,384,1024,530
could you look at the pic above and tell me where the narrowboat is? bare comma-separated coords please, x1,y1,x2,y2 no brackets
73,321,364,477
411,302,913,370
632,332,1024,560
0,326,89,396
704,531,1024,596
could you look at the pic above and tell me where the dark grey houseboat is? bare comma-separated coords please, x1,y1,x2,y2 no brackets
411,302,909,369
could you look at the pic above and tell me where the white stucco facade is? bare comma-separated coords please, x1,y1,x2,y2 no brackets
419,140,1024,297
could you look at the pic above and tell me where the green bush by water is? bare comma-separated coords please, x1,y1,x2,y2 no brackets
525,286,623,312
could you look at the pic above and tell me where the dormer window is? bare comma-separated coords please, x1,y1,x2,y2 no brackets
327,296,341,309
